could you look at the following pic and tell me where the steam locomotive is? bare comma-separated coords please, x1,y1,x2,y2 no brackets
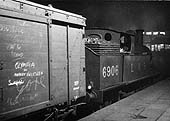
85,28,158,106
0,0,158,121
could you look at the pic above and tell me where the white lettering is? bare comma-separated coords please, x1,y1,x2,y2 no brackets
26,71,43,77
7,44,21,50
7,76,46,106
14,73,26,77
14,71,43,77
0,24,23,34
11,51,23,58
103,67,106,78
8,78,25,86
74,81,79,86
111,66,115,76
107,66,111,77
102,65,119,78
73,86,80,91
15,61,35,70
115,65,119,75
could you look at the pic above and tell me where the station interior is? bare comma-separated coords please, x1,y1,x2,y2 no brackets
1,0,170,121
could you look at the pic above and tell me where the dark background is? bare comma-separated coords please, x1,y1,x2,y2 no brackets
30,0,170,32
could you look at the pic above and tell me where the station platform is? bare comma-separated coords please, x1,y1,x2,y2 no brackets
79,78,170,121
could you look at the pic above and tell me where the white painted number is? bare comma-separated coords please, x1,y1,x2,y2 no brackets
102,65,119,78
103,67,106,78
107,66,111,77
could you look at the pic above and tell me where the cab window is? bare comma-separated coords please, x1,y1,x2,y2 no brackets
120,34,131,53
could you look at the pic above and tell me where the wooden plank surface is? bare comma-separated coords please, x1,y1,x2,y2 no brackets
0,15,49,119
79,78,170,121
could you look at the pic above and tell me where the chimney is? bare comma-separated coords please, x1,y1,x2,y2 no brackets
135,29,144,46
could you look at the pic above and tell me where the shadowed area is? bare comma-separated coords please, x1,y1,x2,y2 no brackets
30,1,170,32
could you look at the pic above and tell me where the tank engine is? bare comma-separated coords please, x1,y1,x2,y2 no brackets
85,28,159,105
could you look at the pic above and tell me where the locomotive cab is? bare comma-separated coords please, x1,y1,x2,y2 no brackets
120,29,151,55
122,29,156,85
